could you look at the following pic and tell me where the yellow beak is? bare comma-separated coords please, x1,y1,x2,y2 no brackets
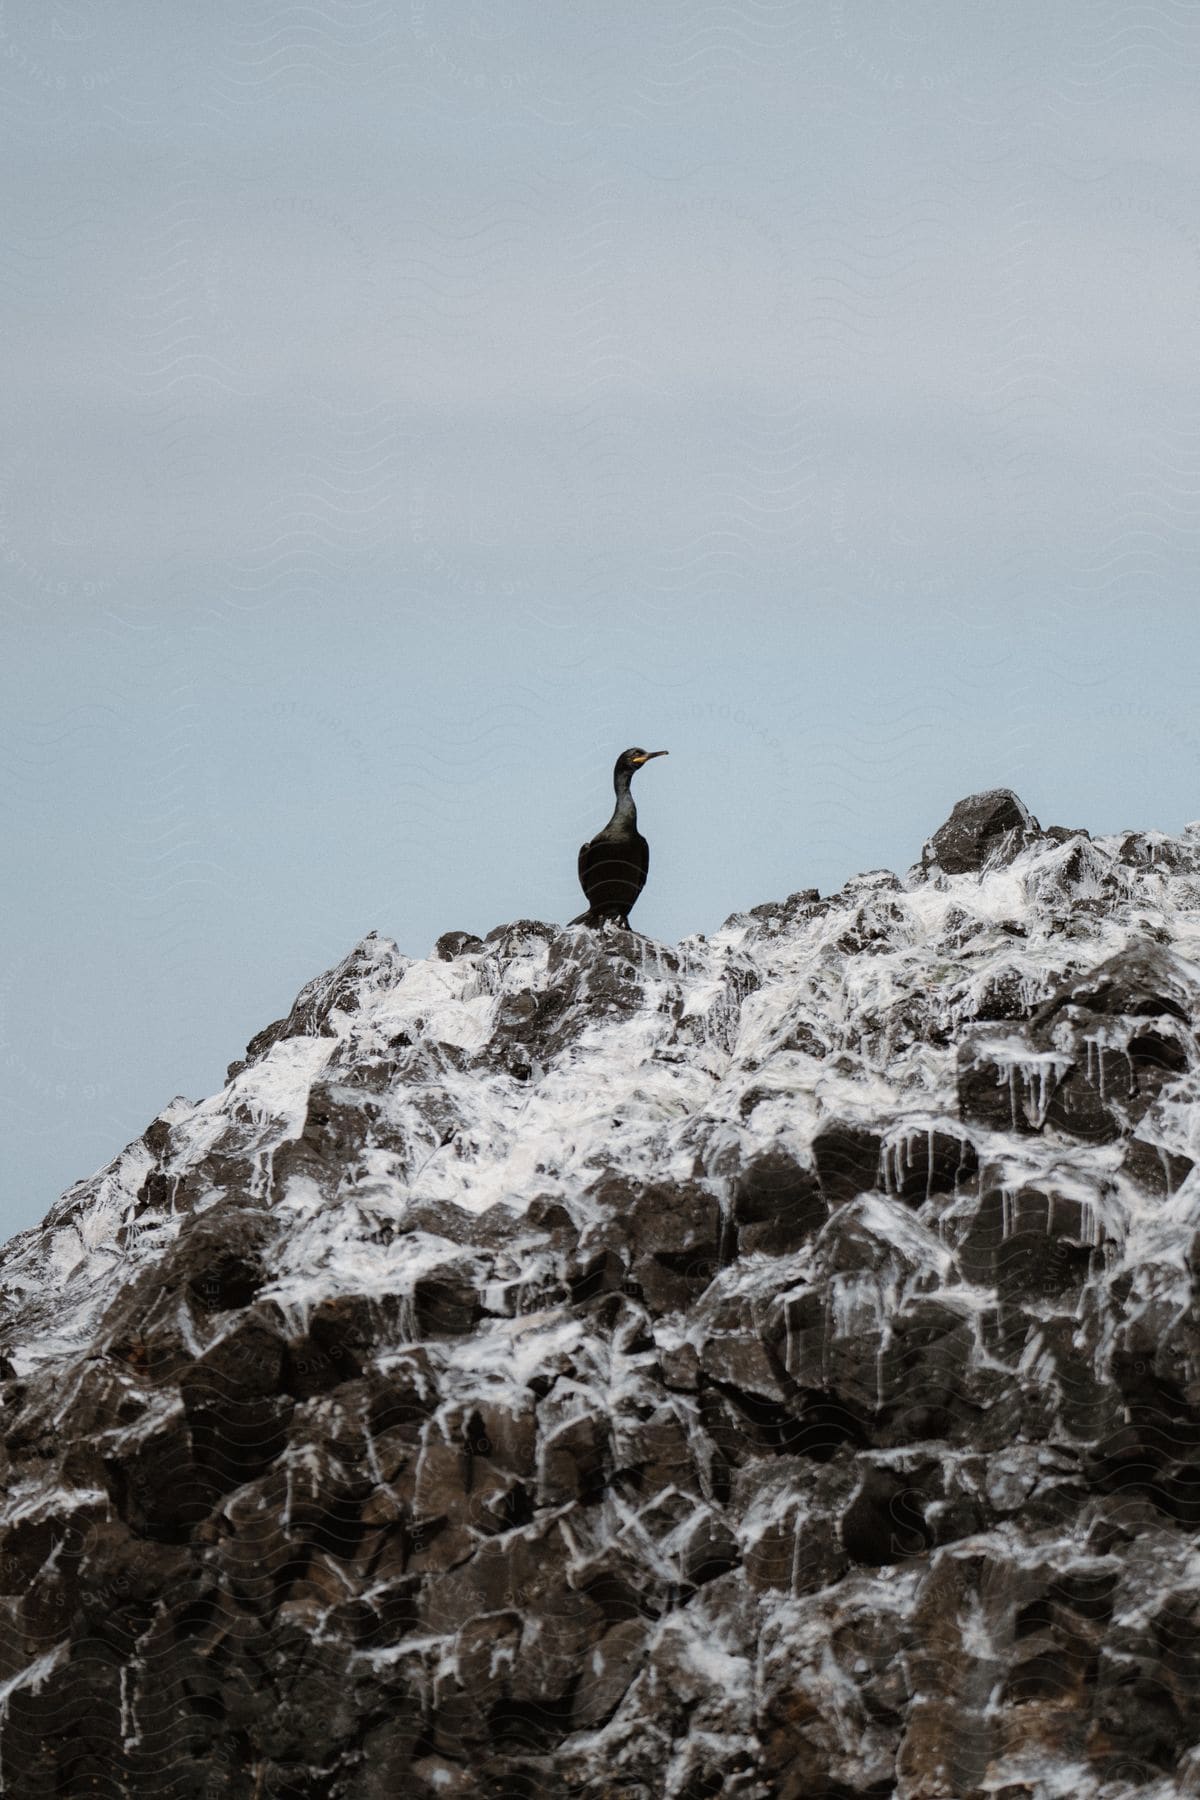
633,750,668,764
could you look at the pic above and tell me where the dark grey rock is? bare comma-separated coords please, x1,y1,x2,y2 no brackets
957,1034,1049,1134
810,1122,883,1204
879,1126,978,1205
731,1149,827,1254
9,814,1200,1798
922,787,1043,876
434,930,484,961
956,1184,1103,1297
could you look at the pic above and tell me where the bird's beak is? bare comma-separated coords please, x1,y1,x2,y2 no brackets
634,750,668,763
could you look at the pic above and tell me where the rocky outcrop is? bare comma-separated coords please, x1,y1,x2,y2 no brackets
3,794,1200,1796
918,786,1045,875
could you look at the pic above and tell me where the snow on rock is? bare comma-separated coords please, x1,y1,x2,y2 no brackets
3,796,1200,1795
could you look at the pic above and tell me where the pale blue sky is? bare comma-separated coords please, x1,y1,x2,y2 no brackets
4,4,1200,1234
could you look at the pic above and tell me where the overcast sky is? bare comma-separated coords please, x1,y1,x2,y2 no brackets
4,4,1200,1234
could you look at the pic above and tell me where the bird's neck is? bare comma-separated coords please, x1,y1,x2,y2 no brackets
610,769,637,828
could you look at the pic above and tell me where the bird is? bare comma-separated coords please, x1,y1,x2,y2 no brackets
571,747,668,929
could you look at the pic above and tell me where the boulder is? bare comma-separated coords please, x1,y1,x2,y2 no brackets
922,788,1042,876
732,1149,827,1254
810,1123,882,1205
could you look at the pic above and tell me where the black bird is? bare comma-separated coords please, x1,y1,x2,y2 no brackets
571,747,668,929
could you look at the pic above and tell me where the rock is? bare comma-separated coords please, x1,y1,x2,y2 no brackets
835,888,915,957
1046,824,1092,844
412,1258,488,1336
873,1296,977,1442
536,1406,609,1506
1122,1136,1194,1198
1041,1057,1128,1143
840,1464,931,1565
434,931,484,961
1025,836,1133,909
956,1185,1103,1297
880,1125,978,1205
1034,940,1196,1029
695,1287,788,1398
731,1149,827,1254
957,1035,1055,1134
10,807,1200,1793
922,787,1042,876
738,1460,850,1594
581,1175,722,1313
810,1123,882,1205
571,1617,647,1728
972,965,1037,1023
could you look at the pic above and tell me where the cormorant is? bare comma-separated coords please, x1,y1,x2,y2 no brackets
571,747,668,928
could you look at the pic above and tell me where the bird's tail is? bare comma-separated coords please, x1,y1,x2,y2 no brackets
569,908,595,926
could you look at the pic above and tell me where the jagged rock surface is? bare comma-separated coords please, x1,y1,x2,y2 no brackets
3,800,1200,1796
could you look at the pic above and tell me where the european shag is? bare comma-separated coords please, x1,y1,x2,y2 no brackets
571,747,668,928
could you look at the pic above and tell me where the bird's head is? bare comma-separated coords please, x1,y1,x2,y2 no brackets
616,746,668,778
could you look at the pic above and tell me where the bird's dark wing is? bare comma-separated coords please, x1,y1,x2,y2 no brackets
590,833,645,896
578,828,649,919
635,833,649,897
